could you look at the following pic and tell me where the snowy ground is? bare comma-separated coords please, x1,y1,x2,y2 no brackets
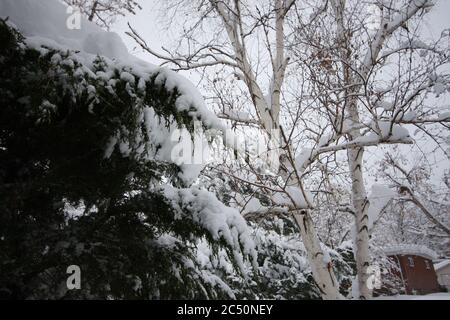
374,293,450,300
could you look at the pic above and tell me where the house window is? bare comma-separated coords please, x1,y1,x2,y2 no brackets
424,260,431,270
408,256,415,267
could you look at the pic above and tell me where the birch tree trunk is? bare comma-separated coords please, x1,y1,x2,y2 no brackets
331,0,434,299
128,0,443,300
293,210,342,299
214,0,342,299
347,145,372,299
331,0,372,299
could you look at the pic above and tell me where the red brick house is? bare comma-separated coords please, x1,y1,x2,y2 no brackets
384,245,440,295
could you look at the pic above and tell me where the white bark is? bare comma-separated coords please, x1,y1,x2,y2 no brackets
210,0,342,298
211,0,274,132
293,210,342,299
127,0,441,300
347,140,372,299
330,0,435,299
279,131,343,299
330,0,373,299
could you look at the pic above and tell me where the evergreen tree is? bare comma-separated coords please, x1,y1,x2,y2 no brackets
0,20,254,300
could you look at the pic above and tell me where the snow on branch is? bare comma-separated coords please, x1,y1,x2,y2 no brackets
361,0,436,75
162,185,258,270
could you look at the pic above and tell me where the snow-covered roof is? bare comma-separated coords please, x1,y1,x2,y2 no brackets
384,244,438,260
434,259,450,271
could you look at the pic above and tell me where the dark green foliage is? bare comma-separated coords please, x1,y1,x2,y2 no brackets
249,218,354,300
202,172,355,300
247,217,322,300
0,20,233,300
332,245,355,297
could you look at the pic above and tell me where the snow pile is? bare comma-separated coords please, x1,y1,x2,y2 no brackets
0,0,128,61
104,105,206,184
438,111,450,121
220,107,252,123
355,121,412,144
428,73,450,97
63,200,98,220
241,197,266,215
379,122,410,140
434,259,450,271
272,186,313,209
402,111,418,122
0,0,226,185
162,185,258,270
295,148,314,172
376,100,394,111
383,40,432,58
1,0,257,273
384,244,438,260
195,240,238,299
252,222,311,289
374,293,450,300
154,234,238,299
318,134,334,147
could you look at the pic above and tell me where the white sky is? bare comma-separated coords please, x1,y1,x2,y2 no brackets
110,0,450,188
111,0,450,64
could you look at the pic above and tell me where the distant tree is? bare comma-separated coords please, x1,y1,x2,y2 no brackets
63,0,142,29
371,152,450,257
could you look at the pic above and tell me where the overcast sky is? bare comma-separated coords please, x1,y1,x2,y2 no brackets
111,0,450,63
110,0,450,188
